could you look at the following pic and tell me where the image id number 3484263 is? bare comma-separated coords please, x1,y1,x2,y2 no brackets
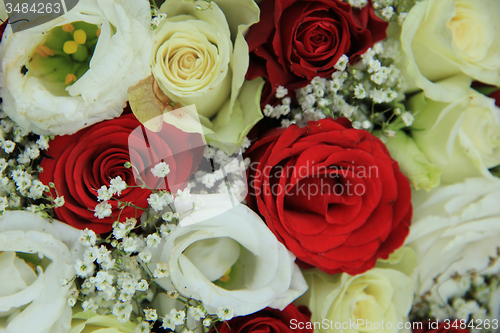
4,2,61,14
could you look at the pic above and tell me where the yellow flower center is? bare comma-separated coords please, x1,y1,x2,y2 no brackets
26,21,101,90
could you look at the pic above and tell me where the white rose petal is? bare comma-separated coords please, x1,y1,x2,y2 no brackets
405,177,500,308
401,0,500,101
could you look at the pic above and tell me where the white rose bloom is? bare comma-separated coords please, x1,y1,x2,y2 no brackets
408,76,500,184
405,177,500,306
297,266,414,333
149,0,264,149
0,211,82,333
401,0,500,101
149,194,308,316
0,0,152,135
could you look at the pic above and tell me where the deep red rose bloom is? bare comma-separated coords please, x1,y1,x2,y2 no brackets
246,0,388,105
40,113,204,234
215,304,313,333
413,320,470,333
246,118,412,275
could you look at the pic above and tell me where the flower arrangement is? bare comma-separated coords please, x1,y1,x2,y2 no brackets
0,0,499,332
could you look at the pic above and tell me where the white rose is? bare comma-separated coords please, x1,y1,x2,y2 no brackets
0,0,152,135
0,211,82,333
408,75,500,184
149,194,308,316
405,177,500,305
401,0,500,101
297,265,414,333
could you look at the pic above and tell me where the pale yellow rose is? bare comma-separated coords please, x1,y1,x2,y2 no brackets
70,311,136,333
296,249,416,333
407,75,500,184
151,0,264,151
401,0,500,101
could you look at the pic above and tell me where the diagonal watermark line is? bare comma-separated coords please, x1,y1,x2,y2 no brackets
60,0,68,13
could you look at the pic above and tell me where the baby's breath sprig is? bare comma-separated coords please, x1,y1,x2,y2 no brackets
342,0,423,25
410,248,500,330
0,111,66,217
276,39,413,137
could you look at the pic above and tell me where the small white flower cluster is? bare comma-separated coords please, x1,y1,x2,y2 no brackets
73,226,156,325
0,112,63,214
150,8,167,30
277,43,412,134
159,302,234,332
411,273,500,331
263,87,291,119
189,145,250,201
344,0,423,25
94,176,128,219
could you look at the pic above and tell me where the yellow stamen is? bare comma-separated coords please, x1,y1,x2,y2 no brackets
65,74,77,85
63,41,78,54
218,268,231,283
62,23,75,33
35,45,55,57
74,29,87,45
96,28,100,37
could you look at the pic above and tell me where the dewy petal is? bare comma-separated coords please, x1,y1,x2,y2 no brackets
0,0,153,135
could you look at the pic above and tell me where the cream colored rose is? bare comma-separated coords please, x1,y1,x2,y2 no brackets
151,0,264,149
70,311,136,333
297,266,414,333
401,0,500,101
407,75,500,184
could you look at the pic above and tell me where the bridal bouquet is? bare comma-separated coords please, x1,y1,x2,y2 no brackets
0,0,499,332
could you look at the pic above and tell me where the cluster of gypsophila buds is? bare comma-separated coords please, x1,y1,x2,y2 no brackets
0,111,65,216
71,211,238,333
410,249,500,332
273,41,414,138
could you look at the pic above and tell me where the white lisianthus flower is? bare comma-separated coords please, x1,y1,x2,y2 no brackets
405,177,500,307
401,0,500,101
148,194,308,316
407,75,500,184
151,0,264,150
0,0,152,135
0,211,82,333
296,265,414,333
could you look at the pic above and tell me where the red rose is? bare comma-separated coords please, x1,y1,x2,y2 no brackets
40,113,203,234
246,118,412,275
413,320,470,333
246,0,388,105
215,304,313,333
